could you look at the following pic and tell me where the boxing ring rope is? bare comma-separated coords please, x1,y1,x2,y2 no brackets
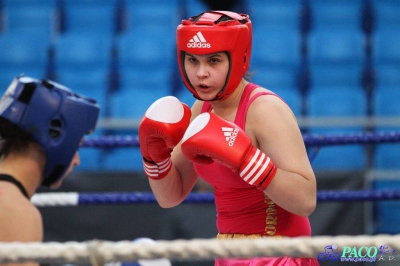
1,235,400,264
0,132,394,264
34,130,395,207
31,189,400,207
82,131,400,148
7,131,397,264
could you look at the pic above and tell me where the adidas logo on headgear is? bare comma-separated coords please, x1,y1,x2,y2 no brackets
187,31,211,48
222,127,239,147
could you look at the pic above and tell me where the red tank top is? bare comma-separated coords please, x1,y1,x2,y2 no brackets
194,83,312,237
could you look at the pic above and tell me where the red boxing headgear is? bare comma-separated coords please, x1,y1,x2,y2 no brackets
177,11,252,101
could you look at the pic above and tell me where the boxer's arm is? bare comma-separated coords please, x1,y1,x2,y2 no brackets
0,201,42,266
247,94,317,217
148,141,199,208
147,100,202,208
139,96,191,179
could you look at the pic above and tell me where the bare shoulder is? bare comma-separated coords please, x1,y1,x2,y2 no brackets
244,87,309,172
247,87,296,126
0,188,43,241
244,86,303,150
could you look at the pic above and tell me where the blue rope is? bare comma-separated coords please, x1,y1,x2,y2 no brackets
303,131,400,146
317,189,400,202
83,135,140,148
76,190,400,205
78,192,215,205
82,131,400,148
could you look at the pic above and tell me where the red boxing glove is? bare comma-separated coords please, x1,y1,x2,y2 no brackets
181,112,277,190
139,96,191,179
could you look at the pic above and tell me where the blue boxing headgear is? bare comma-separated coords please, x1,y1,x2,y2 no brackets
0,76,100,186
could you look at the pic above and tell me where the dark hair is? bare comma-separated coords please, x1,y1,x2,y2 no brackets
0,117,35,158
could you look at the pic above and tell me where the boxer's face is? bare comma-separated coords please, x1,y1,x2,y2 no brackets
184,52,229,101
49,139,82,189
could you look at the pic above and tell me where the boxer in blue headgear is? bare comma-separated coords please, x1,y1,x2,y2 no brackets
0,75,99,186
0,75,99,251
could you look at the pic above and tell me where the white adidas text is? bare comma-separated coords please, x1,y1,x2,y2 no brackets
187,42,211,48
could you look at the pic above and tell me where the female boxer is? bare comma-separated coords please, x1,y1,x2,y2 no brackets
139,11,318,265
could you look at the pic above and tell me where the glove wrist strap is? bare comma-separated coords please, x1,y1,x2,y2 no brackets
239,147,277,191
143,157,172,180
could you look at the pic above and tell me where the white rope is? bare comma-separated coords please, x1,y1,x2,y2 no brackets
31,192,79,207
0,235,399,264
